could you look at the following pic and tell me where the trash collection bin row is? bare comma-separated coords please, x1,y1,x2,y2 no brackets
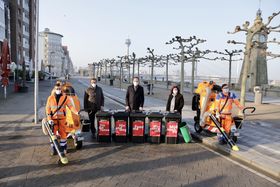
83,111,182,144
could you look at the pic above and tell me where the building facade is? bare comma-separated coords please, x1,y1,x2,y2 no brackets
8,0,37,75
0,0,5,43
38,28,66,78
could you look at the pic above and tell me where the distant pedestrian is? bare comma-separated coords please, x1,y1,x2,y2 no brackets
125,77,144,111
166,86,184,114
84,78,104,137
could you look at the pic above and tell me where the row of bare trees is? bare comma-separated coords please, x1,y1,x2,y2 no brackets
89,10,280,106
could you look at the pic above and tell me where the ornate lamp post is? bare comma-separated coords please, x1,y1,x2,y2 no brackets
228,9,280,106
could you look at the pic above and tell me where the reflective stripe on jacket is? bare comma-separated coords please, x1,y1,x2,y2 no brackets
46,94,77,120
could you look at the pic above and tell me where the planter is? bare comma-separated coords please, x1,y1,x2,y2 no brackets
19,86,29,93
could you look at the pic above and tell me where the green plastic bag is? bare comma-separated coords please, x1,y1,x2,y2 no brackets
180,123,192,143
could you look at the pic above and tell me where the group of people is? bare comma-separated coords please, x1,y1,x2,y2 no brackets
82,77,185,138
45,77,243,155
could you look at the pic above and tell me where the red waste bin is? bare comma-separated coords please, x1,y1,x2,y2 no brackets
96,111,112,143
148,112,164,144
165,112,181,144
113,111,129,143
129,111,146,143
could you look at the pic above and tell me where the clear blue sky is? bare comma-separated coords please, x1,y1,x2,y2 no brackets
39,0,280,80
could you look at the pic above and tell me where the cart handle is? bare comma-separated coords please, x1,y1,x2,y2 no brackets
242,107,256,114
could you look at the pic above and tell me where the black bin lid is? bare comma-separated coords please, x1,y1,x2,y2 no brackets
165,112,181,119
130,111,146,118
148,112,164,118
113,111,129,118
96,111,112,117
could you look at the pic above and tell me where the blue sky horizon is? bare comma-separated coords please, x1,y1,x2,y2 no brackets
39,0,280,80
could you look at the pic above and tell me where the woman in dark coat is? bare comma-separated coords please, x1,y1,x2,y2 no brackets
166,86,184,114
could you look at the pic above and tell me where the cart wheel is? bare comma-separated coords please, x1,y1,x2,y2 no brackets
76,141,83,150
194,122,203,133
232,136,238,143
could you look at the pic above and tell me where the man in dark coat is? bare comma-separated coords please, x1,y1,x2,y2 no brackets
125,77,145,111
84,78,104,137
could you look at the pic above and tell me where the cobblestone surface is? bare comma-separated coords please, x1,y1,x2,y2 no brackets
0,78,278,187
0,121,278,187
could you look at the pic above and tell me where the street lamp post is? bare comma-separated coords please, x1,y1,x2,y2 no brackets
117,56,125,89
132,52,136,79
125,38,131,83
147,47,155,95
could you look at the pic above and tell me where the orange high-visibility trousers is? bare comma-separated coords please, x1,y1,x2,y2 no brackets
52,119,68,139
220,115,234,135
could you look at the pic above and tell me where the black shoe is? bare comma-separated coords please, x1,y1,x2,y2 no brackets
50,147,57,156
91,133,96,139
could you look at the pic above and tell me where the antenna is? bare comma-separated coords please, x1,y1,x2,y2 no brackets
259,0,262,10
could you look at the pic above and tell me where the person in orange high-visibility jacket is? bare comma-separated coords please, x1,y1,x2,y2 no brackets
216,84,244,136
46,83,79,155
63,83,81,131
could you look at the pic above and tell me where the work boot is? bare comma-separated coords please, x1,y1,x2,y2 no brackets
50,145,57,156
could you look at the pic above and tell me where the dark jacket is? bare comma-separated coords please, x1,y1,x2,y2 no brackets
166,93,184,114
84,85,104,111
125,85,144,111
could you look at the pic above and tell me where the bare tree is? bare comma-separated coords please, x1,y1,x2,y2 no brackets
213,49,243,87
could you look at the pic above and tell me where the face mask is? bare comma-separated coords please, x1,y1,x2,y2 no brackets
55,90,61,95
92,83,96,88
173,90,178,95
223,88,229,93
133,82,139,86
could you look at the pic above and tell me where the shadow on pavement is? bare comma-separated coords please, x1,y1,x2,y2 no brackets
2,149,217,186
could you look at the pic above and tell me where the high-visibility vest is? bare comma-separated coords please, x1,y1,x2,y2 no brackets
216,92,242,114
46,94,76,120
66,95,81,130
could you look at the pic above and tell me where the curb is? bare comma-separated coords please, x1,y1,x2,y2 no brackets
189,129,280,181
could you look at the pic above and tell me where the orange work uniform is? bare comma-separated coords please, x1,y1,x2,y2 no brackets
216,92,243,134
46,94,78,139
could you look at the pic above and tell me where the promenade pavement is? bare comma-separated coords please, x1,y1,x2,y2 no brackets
81,77,280,180
0,78,279,186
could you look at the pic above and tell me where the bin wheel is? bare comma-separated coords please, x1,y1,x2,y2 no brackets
232,136,238,143
76,141,83,150
194,122,203,133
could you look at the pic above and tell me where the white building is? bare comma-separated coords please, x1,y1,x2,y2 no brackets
0,0,5,42
38,28,64,77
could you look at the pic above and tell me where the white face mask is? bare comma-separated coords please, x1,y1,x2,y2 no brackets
173,90,178,95
223,88,229,93
133,81,139,87
55,90,61,95
91,83,96,88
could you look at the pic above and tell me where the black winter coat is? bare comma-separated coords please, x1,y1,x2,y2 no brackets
166,93,184,114
84,85,104,111
125,85,144,111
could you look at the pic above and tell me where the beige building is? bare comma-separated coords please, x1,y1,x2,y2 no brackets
9,0,37,75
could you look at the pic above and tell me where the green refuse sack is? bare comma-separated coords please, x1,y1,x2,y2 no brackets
180,122,192,143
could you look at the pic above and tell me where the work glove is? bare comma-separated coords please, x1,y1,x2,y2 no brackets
48,120,54,126
215,112,220,119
